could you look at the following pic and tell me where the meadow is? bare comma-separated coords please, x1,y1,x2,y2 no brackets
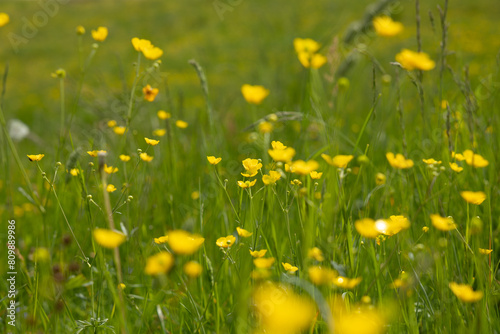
1,0,499,333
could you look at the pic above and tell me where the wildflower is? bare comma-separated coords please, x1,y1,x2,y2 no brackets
386,152,414,169
479,248,493,255
334,307,386,334
106,184,117,193
396,49,435,71
308,247,324,261
355,218,380,238
241,84,270,104
449,282,483,303
118,283,126,290
191,191,200,200
0,13,10,27
422,226,429,233
144,251,174,276
452,151,465,161
103,164,118,174
216,235,236,248
310,171,323,179
166,230,205,255
290,179,302,186
154,236,168,244
268,142,296,162
27,154,44,162
144,137,160,146
152,129,166,137
250,249,267,258
289,160,319,175
131,38,152,52
321,154,354,168
377,215,410,236
293,38,321,54
184,261,202,278
254,257,275,269
140,153,154,162
297,52,327,69
113,126,126,135
333,276,362,289
460,191,486,205
32,248,50,262
308,266,337,285
449,162,463,173
236,227,253,237
375,173,386,185
91,26,108,41
119,155,131,162
175,120,188,128
107,120,117,127
142,46,163,60
462,150,489,167
441,100,449,109
241,158,262,177
238,179,257,188
87,150,106,157
76,25,85,35
282,262,298,273
258,121,273,134
157,110,171,119
143,85,159,102
262,170,281,185
207,156,222,165
93,228,126,249
373,16,403,37
69,168,79,176
422,158,442,165
430,214,456,231
251,269,271,280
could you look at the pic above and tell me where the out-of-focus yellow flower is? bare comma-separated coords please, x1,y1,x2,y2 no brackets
93,228,126,249
175,120,188,128
119,155,131,162
373,16,403,37
321,154,354,168
258,121,273,134
131,38,152,52
32,247,50,262
241,158,262,177
184,261,202,278
268,142,296,162
290,179,302,186
333,276,362,289
289,160,319,175
308,247,324,261
69,168,79,176
107,120,117,127
27,154,44,162
386,152,414,169
142,46,163,60
250,249,267,258
262,170,281,185
396,49,435,71
310,171,323,179
241,84,270,105
423,158,441,165
153,129,166,137
251,269,271,280
238,179,257,189
333,306,386,334
449,162,463,173
253,282,316,334
113,126,126,135
422,226,429,233
103,164,118,174
118,283,126,290
207,156,222,165
452,151,465,161
460,191,486,205
144,137,160,146
376,216,410,236
441,100,449,109
91,26,108,42
449,282,483,303
76,25,85,35
140,153,154,162
479,248,493,255
0,13,10,27
191,191,200,200
144,251,174,276
254,257,275,269
87,150,106,157
166,230,204,255
308,266,337,285
282,262,298,273
143,85,159,102
293,38,321,54
375,173,386,185
462,150,489,168
430,214,456,231
355,218,380,238
216,235,236,248
154,236,168,244
236,227,253,237
157,110,171,119
106,184,117,193
297,52,327,69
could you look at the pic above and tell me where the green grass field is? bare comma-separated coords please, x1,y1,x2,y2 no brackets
1,0,500,333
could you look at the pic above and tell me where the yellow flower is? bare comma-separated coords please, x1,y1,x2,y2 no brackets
430,214,457,231
207,156,222,165
142,46,163,60
131,37,152,52
106,184,117,193
321,154,354,168
144,251,174,276
140,153,154,162
449,282,483,303
258,121,273,134
184,261,202,278
154,236,168,244
452,151,465,161
32,248,50,262
69,168,79,176
268,146,296,162
76,25,85,35
241,158,262,177
373,16,403,37
103,164,118,174
216,235,236,248
297,52,327,69
479,248,493,255
144,137,160,146
293,38,321,54
157,110,171,120
355,218,380,238
282,262,298,273
250,249,267,258
254,257,275,269
441,100,449,109
271,141,287,150
27,154,44,162
460,191,486,205
334,307,386,334
422,226,429,233
93,228,126,249
152,129,166,137
118,283,126,290
191,191,200,200
308,247,324,261
308,266,337,285
395,49,435,71
241,84,270,105
289,160,319,175
119,155,131,162
262,171,281,185
166,230,205,255
107,120,117,127
375,173,386,185
87,150,106,157
422,158,442,165
238,179,257,189
91,26,108,42
175,120,188,128
462,150,489,168
309,171,323,180
0,13,10,27
290,179,302,186
333,276,362,289
449,162,463,173
113,126,126,135
143,85,159,102
386,152,414,169
236,227,253,237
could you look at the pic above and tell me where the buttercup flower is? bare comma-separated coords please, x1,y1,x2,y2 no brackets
241,158,262,177
258,121,273,134
310,171,323,179
423,158,441,165
449,282,483,303
143,85,159,102
27,154,44,162
93,228,126,249
113,126,126,135
216,235,236,248
103,164,118,174
119,155,131,162
297,52,327,69
166,230,205,255
144,251,174,276
289,160,319,175
254,257,275,269
430,214,456,231
460,191,486,205
76,25,85,35
449,162,463,173
268,141,296,162
462,150,489,168
236,227,253,237
308,247,324,261
145,137,160,146
91,26,108,42
140,153,154,162
207,156,222,165
184,261,202,278
107,120,117,127
386,152,414,169
479,248,493,255
395,49,435,71
153,129,166,137
321,154,354,168
333,276,362,289
154,236,168,244
282,262,298,273
308,266,337,285
69,168,79,176
293,38,321,54
157,110,171,119
373,16,403,37
142,46,163,60
87,150,106,157
0,13,10,27
106,184,117,193
131,38,152,52
262,171,281,185
375,173,386,185
241,84,270,105
250,249,267,258
238,179,257,189
175,120,188,128
355,218,380,238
